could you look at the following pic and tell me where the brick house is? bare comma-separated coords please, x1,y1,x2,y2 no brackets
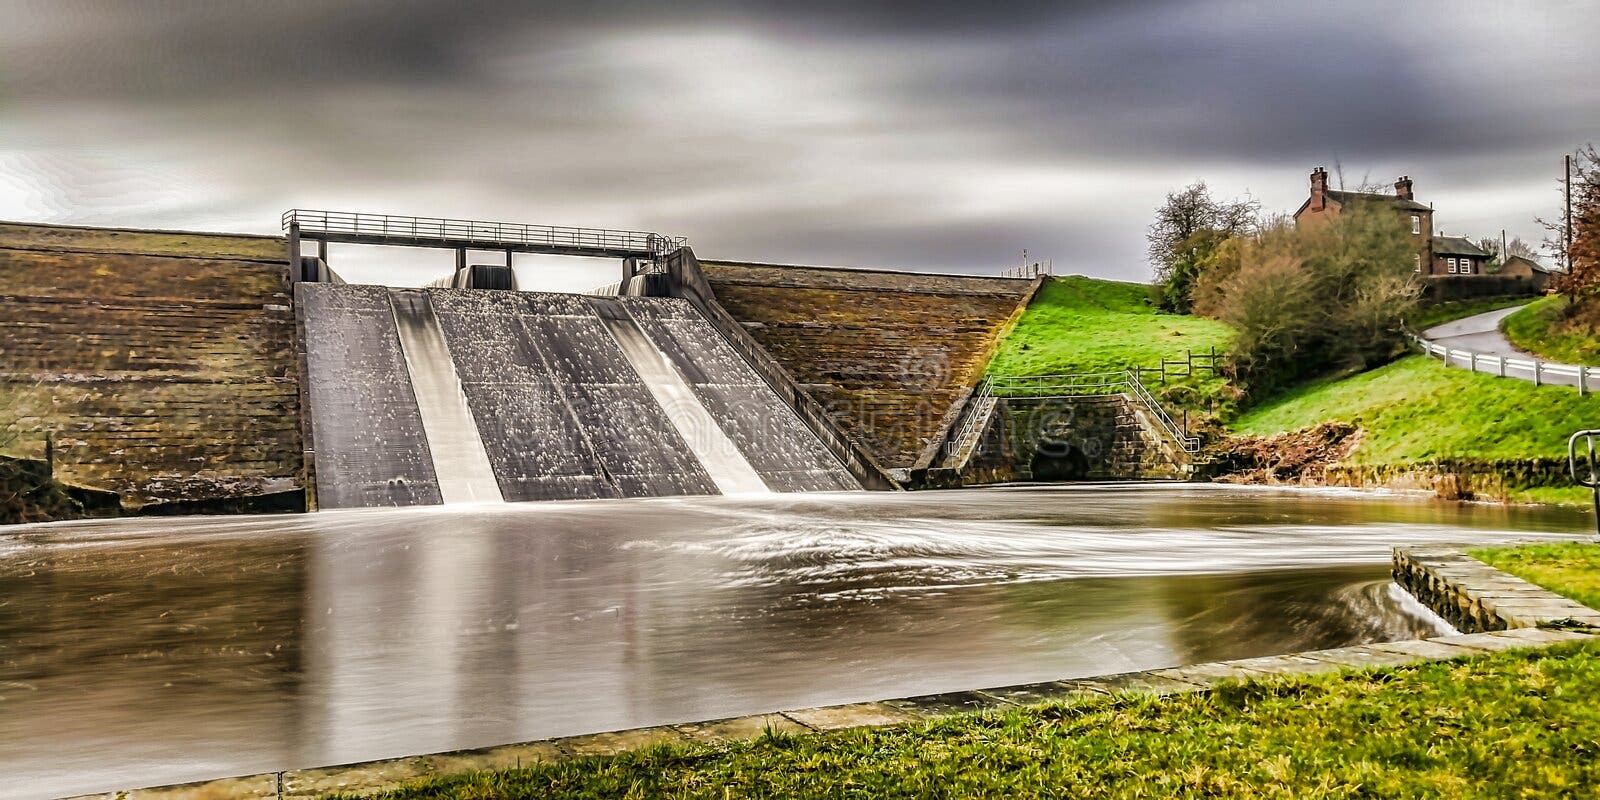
1498,254,1555,291
1431,235,1490,275
1295,167,1434,273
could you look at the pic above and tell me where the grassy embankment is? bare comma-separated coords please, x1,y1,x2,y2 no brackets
350,640,1600,799
985,276,1234,412
1503,295,1600,366
982,277,1591,501
1232,356,1600,504
1473,542,1600,609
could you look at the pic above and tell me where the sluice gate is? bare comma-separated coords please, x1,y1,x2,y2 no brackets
299,284,859,509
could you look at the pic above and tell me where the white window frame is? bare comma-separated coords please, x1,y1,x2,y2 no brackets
1411,215,1421,235
1448,258,1458,274
1414,253,1422,273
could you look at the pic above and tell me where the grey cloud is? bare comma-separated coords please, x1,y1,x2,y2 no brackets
0,0,1591,282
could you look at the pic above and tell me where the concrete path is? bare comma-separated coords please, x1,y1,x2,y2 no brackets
1421,305,1531,358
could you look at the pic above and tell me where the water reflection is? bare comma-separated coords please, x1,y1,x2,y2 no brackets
0,484,1586,799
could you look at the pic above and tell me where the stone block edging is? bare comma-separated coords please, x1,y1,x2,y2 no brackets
1392,544,1600,632
69,548,1600,800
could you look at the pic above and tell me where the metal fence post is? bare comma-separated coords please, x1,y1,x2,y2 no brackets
1469,352,1477,373
1498,356,1506,378
1582,366,1590,397
1534,361,1542,386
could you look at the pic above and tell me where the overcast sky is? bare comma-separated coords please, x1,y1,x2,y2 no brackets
1,1,1594,288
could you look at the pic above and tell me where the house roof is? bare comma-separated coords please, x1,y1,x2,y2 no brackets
1502,254,1553,274
1324,189,1433,213
1431,235,1490,258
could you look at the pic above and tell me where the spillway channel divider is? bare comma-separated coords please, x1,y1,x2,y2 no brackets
588,298,771,495
389,290,506,504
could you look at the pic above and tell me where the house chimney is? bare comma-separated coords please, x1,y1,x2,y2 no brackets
1311,166,1328,210
1394,175,1414,201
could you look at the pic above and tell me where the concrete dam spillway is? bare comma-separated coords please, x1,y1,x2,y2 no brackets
299,283,858,508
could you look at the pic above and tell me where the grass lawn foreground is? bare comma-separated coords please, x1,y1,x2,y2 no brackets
349,640,1600,799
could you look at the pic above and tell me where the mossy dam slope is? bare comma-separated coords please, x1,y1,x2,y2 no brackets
0,220,1049,513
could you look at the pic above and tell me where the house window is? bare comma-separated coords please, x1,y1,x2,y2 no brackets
1414,253,1422,273
1465,259,1475,275
1448,258,1458,274
1411,215,1421,235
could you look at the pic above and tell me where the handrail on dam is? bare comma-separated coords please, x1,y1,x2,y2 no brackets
283,209,685,262
969,371,1202,454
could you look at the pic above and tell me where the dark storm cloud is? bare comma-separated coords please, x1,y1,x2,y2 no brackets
0,0,1594,281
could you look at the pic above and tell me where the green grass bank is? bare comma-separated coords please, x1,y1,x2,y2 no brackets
1472,542,1600,610
986,276,1232,378
1503,296,1600,366
348,641,1600,800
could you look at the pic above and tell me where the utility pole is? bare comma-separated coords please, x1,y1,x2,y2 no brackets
1567,154,1575,272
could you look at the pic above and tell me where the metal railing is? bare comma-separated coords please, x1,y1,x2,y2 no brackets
952,370,1200,455
1569,429,1600,538
282,209,685,259
1410,333,1598,394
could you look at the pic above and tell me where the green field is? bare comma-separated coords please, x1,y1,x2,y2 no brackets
1473,542,1600,610
987,276,1233,378
1231,356,1600,464
352,642,1600,800
1503,296,1600,366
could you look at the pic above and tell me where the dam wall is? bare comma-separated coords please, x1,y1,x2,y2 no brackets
694,258,1040,473
300,284,857,509
0,222,303,507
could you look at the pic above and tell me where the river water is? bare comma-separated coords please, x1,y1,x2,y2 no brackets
0,484,1587,799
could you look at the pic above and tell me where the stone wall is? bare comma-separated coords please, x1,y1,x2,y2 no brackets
699,260,1036,470
1393,546,1600,633
0,222,302,506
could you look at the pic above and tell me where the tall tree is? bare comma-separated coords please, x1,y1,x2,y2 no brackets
1147,182,1259,312
1545,145,1600,300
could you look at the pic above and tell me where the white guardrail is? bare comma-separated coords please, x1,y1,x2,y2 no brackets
1409,333,1598,395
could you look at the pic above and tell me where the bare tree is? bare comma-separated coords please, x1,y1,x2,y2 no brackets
1147,181,1260,311
1542,145,1600,300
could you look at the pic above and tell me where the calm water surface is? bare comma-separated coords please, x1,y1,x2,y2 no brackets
0,483,1587,799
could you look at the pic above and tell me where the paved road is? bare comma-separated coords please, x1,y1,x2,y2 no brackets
1420,302,1589,388
1422,304,1532,358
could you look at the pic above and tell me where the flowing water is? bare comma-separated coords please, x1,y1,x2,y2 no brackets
0,483,1587,799
591,299,770,495
389,290,504,504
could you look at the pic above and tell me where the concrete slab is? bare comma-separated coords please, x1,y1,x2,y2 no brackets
1298,646,1430,668
673,713,813,744
427,740,567,774
782,702,923,731
283,757,433,798
1429,632,1534,652
63,774,280,800
1364,639,1486,660
975,681,1107,706
883,690,1011,717
1150,661,1268,685
557,726,689,758
1220,654,1344,677
1066,670,1207,696
1483,628,1597,646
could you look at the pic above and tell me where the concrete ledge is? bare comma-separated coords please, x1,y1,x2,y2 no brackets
1393,545,1600,632
70,548,1600,800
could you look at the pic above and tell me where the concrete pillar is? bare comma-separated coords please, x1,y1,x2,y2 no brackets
622,257,639,283
317,238,328,262
287,222,301,283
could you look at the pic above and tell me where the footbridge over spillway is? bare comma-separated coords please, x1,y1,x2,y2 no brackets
289,211,873,508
